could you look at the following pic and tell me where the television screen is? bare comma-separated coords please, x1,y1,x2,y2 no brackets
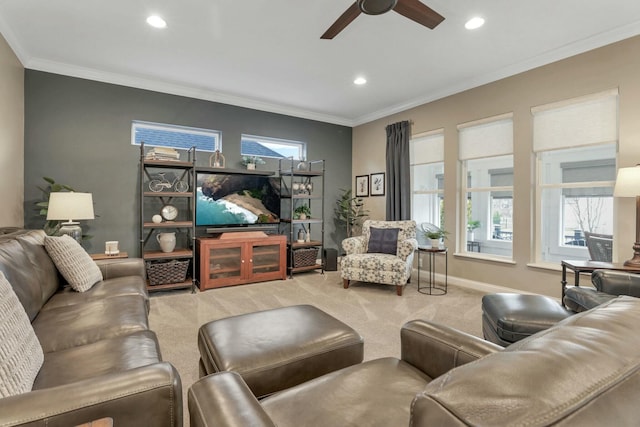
196,173,281,227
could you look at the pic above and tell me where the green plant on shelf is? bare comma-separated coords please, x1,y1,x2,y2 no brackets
294,204,311,219
241,155,266,166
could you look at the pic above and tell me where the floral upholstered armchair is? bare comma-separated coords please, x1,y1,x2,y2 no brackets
341,220,418,296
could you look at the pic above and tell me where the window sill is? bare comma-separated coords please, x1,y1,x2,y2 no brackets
526,262,563,272
453,252,516,265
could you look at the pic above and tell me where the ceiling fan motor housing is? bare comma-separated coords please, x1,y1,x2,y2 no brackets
357,0,398,15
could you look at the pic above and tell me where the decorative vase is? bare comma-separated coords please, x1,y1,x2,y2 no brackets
299,213,306,220
247,163,256,170
297,229,305,243
430,238,440,248
467,231,474,241
157,232,176,253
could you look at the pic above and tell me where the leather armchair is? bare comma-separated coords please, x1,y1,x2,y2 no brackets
563,269,640,312
340,220,418,295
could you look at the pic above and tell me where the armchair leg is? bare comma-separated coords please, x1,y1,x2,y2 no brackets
343,279,350,289
396,285,403,296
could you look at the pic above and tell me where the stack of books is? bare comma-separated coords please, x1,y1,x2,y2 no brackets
145,147,180,161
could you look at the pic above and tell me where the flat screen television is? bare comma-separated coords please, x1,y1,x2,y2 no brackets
196,172,281,231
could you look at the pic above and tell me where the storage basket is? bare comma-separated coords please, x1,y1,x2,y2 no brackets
146,259,190,285
293,247,319,268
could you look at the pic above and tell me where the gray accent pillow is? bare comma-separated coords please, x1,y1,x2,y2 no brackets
367,227,400,255
0,271,44,397
44,235,103,292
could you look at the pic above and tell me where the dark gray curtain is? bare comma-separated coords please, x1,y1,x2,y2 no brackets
385,121,411,220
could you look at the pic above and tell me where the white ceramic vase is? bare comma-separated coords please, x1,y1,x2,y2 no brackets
430,238,440,248
157,232,176,253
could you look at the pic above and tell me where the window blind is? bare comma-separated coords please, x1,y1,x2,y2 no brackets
532,89,618,152
458,114,513,160
411,131,444,164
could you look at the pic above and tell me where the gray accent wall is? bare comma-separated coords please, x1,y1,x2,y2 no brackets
24,70,352,255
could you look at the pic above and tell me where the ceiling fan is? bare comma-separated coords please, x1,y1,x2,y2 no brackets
321,0,445,39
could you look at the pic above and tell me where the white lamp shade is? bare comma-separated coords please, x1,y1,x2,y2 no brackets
46,192,95,221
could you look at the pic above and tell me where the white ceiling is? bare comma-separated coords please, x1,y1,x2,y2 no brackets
2,0,640,127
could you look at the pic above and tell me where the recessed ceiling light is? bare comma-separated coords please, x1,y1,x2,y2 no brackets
465,16,485,30
354,77,367,85
146,15,167,29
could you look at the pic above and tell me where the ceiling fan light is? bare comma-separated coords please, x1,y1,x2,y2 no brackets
465,16,485,30
357,0,398,15
146,15,167,29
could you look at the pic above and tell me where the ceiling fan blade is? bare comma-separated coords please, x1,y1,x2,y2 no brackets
393,0,444,29
321,2,362,39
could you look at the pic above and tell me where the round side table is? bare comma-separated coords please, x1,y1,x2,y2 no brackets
416,246,448,295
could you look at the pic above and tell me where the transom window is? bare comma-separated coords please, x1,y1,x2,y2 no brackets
131,121,221,152
241,134,306,160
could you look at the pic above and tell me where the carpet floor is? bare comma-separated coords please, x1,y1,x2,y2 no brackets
148,271,487,425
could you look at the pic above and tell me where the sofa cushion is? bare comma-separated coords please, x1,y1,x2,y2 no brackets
0,239,45,321
262,358,430,427
32,294,149,353
0,272,44,397
367,227,400,255
15,230,61,304
44,235,103,292
33,330,161,390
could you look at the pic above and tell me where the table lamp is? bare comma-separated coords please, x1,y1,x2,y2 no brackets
46,192,95,244
613,164,640,267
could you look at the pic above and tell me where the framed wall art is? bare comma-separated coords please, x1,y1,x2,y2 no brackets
370,172,385,196
355,175,369,197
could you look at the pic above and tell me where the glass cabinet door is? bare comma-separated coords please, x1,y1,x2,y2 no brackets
208,246,242,280
251,243,281,276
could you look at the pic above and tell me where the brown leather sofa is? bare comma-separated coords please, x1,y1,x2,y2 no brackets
0,229,182,427
189,296,640,426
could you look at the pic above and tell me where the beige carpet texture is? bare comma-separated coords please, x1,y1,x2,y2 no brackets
148,271,486,425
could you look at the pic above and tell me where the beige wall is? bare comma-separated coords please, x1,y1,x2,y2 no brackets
0,33,24,227
353,35,640,297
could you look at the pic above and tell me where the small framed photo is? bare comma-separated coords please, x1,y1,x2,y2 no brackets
370,172,385,196
355,175,369,197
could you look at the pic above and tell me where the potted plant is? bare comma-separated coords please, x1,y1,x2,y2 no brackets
241,155,266,170
334,188,368,237
424,228,448,248
294,204,311,220
467,220,481,241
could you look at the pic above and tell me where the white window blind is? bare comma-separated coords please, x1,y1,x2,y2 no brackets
458,114,513,160
411,131,444,164
532,89,618,152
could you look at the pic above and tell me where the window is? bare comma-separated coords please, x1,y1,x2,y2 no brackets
410,131,444,233
533,90,618,263
241,134,306,160
132,121,221,152
459,114,514,258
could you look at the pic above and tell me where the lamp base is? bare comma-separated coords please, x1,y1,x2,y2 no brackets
58,222,83,244
623,242,640,267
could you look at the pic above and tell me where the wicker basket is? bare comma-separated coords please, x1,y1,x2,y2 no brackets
293,247,319,268
146,259,190,285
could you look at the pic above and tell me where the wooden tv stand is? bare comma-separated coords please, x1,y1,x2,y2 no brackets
196,232,287,290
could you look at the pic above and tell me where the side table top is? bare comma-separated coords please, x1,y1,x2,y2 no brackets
417,246,447,253
561,259,640,272
90,252,128,260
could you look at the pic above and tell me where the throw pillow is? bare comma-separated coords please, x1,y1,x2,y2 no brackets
0,271,44,397
44,235,103,292
367,227,400,255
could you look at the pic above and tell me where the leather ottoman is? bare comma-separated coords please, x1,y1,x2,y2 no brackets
482,293,572,346
197,304,364,398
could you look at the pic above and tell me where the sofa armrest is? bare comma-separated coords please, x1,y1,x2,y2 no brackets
0,362,181,427
188,372,276,427
398,238,418,261
401,320,502,379
591,269,640,297
342,236,366,255
95,258,146,280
